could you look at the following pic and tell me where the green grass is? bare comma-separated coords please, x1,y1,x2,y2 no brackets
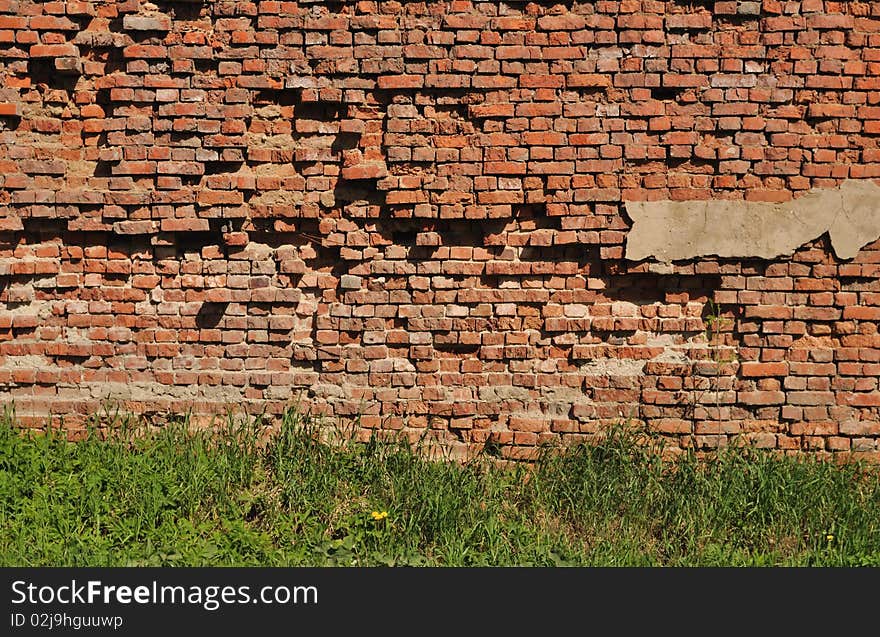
1,409,879,566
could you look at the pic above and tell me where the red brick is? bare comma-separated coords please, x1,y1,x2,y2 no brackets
377,75,424,89
740,362,789,377
567,74,612,88
80,104,104,118
161,219,210,232
29,43,79,57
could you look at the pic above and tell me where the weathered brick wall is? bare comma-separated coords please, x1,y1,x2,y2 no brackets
1,0,879,459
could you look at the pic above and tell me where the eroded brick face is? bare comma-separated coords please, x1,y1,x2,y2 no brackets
0,1,878,459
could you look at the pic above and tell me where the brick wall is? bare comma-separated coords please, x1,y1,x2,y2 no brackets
1,0,879,459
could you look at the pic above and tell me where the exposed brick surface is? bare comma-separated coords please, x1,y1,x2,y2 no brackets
0,1,878,459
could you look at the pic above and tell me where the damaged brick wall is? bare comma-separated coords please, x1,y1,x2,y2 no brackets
1,0,879,459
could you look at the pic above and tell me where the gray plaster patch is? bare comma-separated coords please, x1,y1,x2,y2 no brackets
0,355,50,369
580,359,646,376
625,179,880,263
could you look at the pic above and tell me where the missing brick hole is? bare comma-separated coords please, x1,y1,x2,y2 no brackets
669,0,714,7
333,181,383,206
93,160,114,178
519,246,578,262
480,438,503,458
28,59,80,90
99,273,131,285
19,220,66,239
192,59,216,74
95,49,128,77
512,204,546,220
209,218,242,234
1,299,36,311
254,88,300,107
154,1,207,21
717,13,763,24
604,274,722,305
651,87,685,101
331,132,360,153
120,24,169,45
309,244,343,271
203,161,244,175
178,174,201,187
424,103,470,120
392,230,418,246
174,232,214,258
196,301,228,329
295,102,346,122
447,428,467,443
423,88,483,107
665,156,717,172
433,342,480,355
570,87,610,98
55,353,91,362
840,277,877,291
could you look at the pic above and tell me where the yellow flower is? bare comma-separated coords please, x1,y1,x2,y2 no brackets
371,510,388,521
826,534,834,543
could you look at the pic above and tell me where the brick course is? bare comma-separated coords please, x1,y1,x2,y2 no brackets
0,0,878,459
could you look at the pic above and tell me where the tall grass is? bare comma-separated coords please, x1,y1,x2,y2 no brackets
1,410,878,566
